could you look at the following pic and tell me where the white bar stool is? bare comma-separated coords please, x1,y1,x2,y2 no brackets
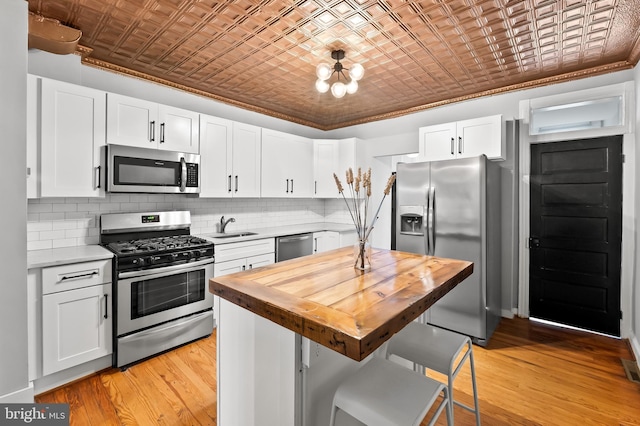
386,322,481,425
329,357,452,426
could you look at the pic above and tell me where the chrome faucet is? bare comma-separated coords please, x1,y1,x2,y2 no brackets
219,216,235,233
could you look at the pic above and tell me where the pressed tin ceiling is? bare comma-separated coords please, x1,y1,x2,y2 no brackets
27,0,640,130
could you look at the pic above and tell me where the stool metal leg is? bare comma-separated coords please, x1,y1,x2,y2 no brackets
449,340,481,426
469,343,481,426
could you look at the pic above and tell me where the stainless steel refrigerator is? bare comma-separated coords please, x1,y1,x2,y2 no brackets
395,155,502,345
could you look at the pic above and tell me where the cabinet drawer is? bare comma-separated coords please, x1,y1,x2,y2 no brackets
215,238,275,263
246,253,275,269
43,260,112,295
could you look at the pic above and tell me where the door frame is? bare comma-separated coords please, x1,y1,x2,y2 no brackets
517,82,636,338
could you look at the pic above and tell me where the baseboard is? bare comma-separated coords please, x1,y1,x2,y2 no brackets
629,334,640,365
34,355,111,395
501,308,516,319
0,383,34,403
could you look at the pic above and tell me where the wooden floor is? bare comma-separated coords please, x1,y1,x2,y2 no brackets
36,317,640,425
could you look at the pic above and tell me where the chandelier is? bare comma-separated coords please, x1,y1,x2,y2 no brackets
315,50,364,98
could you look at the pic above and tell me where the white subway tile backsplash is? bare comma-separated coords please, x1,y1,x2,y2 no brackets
52,203,78,212
29,203,53,213
52,221,78,231
40,230,66,240
27,221,53,232
52,238,77,249
39,213,66,221
65,228,89,238
27,193,353,250
27,240,53,251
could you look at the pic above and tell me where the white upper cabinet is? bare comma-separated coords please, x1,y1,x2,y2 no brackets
157,104,200,153
313,139,339,198
106,93,199,153
200,114,233,198
27,74,39,199
419,115,503,161
200,116,261,198
231,122,262,197
39,77,106,198
262,129,313,198
313,138,357,198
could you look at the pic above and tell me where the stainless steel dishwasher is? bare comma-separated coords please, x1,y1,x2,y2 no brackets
276,233,313,262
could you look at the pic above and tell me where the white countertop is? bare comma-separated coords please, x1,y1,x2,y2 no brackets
198,222,356,244
27,245,114,269
26,223,357,268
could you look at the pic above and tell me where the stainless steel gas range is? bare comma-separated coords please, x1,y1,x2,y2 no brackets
100,211,214,368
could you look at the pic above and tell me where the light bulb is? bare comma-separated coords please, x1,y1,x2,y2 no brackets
349,63,364,81
346,79,358,94
331,82,347,98
315,79,330,93
316,63,332,80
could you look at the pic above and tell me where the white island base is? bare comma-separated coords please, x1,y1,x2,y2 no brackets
217,299,376,426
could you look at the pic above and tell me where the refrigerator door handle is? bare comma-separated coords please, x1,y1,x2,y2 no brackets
429,187,436,255
423,189,430,255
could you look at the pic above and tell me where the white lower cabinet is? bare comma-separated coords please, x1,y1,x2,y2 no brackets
213,238,275,325
214,253,274,275
313,231,340,253
42,283,112,375
37,259,113,377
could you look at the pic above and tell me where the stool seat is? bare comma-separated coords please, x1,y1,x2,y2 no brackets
329,357,451,426
387,322,481,425
388,321,468,374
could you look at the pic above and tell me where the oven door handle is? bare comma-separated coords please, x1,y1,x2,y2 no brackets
118,258,214,280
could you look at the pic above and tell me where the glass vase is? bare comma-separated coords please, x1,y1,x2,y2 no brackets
353,239,371,271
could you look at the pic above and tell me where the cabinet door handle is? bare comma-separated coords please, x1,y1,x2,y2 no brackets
58,270,99,282
450,137,454,155
458,136,462,154
228,175,232,193
150,121,155,142
314,238,318,253
314,181,317,194
291,179,294,193
235,175,238,192
95,166,101,189
160,123,165,143
104,294,109,319
286,179,289,193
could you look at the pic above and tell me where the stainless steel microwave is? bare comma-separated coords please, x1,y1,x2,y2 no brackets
107,144,200,194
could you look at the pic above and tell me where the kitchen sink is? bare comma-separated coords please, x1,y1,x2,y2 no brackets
209,232,258,239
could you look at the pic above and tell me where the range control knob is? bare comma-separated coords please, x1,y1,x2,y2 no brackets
132,258,146,267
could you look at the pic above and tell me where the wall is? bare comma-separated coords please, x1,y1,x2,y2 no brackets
0,0,31,403
634,63,640,360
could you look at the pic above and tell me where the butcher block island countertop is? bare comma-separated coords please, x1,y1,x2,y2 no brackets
210,247,473,361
